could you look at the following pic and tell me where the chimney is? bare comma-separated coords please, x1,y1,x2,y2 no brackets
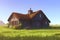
28,8,33,14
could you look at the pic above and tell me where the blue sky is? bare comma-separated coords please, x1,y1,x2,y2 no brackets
0,0,60,24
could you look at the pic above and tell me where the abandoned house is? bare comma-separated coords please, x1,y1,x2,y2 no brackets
8,8,50,29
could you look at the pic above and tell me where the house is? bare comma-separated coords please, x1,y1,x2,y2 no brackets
8,8,50,29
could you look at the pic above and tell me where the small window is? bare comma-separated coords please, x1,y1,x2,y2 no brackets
40,14,41,17
45,22,48,24
14,21,19,25
11,21,18,26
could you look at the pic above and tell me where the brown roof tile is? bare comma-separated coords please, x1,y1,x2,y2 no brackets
8,10,50,23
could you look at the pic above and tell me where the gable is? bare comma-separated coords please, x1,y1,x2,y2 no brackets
32,13,43,21
31,10,50,23
11,16,19,21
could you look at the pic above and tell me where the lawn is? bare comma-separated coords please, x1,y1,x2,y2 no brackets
0,26,60,40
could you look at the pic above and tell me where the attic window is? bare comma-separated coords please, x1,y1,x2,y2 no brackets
40,14,41,17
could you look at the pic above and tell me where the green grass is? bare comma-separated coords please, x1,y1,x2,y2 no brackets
0,26,60,40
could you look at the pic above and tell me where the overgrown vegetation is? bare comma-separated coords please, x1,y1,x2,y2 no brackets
0,26,60,40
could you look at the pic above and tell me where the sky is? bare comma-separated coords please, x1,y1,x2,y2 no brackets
0,0,60,24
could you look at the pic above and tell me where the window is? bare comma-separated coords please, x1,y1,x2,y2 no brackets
11,21,19,26
45,22,48,24
15,21,19,25
40,14,41,17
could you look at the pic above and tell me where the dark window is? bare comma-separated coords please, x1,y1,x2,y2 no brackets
11,21,18,26
40,14,41,17
45,21,48,24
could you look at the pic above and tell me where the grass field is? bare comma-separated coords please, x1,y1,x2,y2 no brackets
0,26,60,40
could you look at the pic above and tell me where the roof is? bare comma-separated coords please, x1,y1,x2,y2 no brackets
8,10,50,23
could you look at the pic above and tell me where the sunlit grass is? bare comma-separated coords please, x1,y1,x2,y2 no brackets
0,26,60,40
0,26,60,37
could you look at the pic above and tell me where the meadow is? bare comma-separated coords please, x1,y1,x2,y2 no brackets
0,26,60,40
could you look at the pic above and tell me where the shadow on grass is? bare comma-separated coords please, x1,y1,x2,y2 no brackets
15,26,60,30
